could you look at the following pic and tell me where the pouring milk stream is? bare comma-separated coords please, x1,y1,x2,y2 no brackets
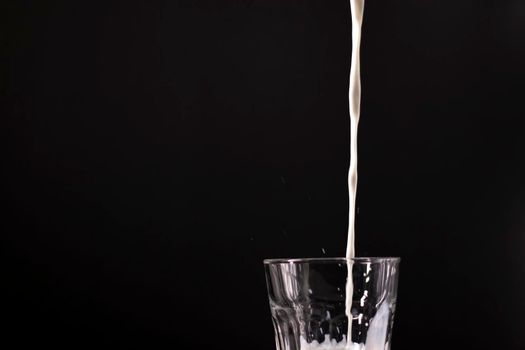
345,0,364,344
301,1,390,349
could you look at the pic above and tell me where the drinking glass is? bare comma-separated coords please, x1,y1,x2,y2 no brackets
264,258,400,350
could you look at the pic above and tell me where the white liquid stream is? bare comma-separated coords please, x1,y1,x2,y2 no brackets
301,1,389,349
345,0,364,346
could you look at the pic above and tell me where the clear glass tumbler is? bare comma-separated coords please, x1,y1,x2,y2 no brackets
264,258,400,350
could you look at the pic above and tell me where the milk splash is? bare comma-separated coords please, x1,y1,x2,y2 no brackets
299,303,390,350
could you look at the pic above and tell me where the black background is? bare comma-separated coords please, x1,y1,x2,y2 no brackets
3,0,525,349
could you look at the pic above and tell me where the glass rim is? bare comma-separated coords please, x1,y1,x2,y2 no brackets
263,257,400,264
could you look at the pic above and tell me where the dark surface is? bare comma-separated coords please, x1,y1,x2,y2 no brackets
3,0,525,348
